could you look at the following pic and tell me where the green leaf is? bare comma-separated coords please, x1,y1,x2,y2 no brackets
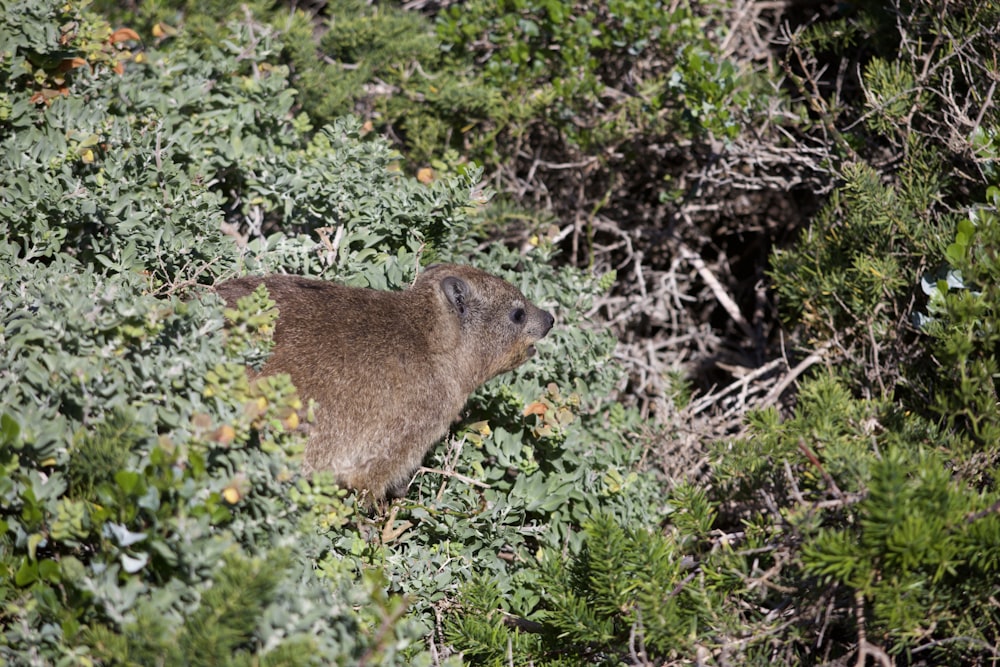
0,413,19,446
38,559,61,582
945,243,965,266
115,470,141,495
957,217,975,239
15,558,38,587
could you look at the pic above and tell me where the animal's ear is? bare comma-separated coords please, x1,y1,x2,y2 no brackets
441,276,470,319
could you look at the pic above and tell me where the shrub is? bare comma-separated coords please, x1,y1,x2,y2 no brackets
747,1,1000,662
714,376,1000,663
8,0,1000,664
0,3,656,664
0,253,396,663
919,185,1000,448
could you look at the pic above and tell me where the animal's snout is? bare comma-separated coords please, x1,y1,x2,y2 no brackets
540,311,555,337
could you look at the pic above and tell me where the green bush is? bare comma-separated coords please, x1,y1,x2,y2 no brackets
771,150,950,342
435,0,747,146
445,495,741,666
95,0,754,207
753,1,1000,662
768,1,1000,447
7,0,1000,664
919,185,1000,447
714,376,1000,663
0,3,656,664
0,253,392,663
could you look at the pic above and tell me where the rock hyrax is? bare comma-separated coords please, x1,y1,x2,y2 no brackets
215,264,555,500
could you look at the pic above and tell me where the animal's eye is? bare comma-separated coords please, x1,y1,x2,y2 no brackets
510,307,527,325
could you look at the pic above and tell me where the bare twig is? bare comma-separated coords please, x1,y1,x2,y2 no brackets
677,241,756,343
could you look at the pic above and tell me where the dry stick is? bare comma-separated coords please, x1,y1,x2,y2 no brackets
966,498,1000,524
428,606,443,665
718,0,755,56
798,438,844,499
669,571,698,600
911,636,1000,657
854,590,893,667
419,466,491,489
899,0,945,139
434,436,467,503
688,357,787,415
868,318,888,397
972,79,997,138
676,242,756,342
380,505,413,544
763,342,831,405
499,612,545,634
780,22,860,163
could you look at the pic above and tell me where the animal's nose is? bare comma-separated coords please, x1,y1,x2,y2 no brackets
541,311,555,335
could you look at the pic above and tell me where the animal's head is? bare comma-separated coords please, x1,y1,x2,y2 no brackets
419,264,555,382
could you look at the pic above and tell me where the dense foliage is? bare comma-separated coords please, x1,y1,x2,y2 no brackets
2,0,999,665
0,3,640,663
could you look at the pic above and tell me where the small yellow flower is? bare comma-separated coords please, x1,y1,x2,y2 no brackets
222,486,241,504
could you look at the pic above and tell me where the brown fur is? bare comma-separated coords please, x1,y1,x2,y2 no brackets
214,264,554,500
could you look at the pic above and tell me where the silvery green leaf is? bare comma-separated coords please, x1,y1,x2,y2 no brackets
920,273,938,295
121,552,149,574
945,270,965,289
104,523,147,547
